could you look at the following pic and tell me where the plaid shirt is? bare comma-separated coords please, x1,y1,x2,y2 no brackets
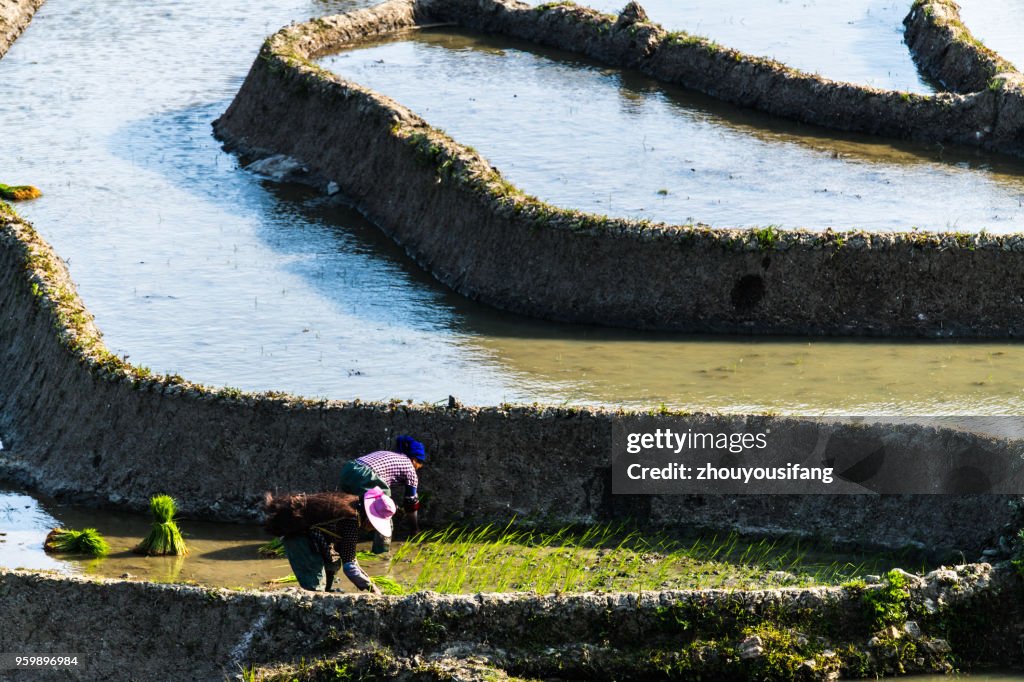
357,450,419,505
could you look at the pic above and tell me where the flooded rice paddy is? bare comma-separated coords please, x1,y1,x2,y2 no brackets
1,1,1024,416
322,28,1024,234
0,489,924,593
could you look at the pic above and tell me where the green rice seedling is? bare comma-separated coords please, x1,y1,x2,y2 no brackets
386,522,890,595
371,575,406,595
239,664,268,682
258,536,285,558
134,494,188,556
0,183,42,201
43,527,109,557
268,573,298,584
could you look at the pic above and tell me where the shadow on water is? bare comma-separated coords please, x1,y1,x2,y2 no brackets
112,102,463,335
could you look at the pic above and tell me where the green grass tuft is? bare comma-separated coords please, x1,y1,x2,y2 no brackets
0,183,42,201
862,569,910,628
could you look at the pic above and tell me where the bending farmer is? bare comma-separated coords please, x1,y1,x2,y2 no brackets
340,435,426,551
262,488,396,593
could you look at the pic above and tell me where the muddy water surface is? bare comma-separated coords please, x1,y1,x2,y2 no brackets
528,0,932,92
0,488,299,589
473,326,1024,415
2,1,1024,413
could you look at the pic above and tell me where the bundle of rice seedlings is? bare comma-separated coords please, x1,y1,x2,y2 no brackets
43,527,109,557
0,183,42,201
134,495,188,556
371,576,406,595
258,536,285,558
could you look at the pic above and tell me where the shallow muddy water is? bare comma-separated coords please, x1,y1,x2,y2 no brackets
0,489,297,588
3,1,1024,414
474,328,1024,415
0,488,922,593
527,0,932,93
322,29,1024,234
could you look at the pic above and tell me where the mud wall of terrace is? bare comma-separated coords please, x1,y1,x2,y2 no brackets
0,0,43,58
432,0,1018,147
214,0,1024,338
903,0,1019,94
1,564,1020,681
2,207,1023,555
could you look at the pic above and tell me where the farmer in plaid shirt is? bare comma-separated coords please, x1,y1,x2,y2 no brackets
340,435,425,552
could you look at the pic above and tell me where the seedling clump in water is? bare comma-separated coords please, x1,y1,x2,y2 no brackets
44,527,110,557
134,495,188,556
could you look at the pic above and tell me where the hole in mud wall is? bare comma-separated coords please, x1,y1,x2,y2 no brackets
942,466,992,494
731,274,766,312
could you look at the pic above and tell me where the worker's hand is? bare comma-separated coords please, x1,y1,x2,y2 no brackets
366,582,382,595
406,510,420,535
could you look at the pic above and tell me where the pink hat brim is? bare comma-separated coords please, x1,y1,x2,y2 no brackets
363,489,396,537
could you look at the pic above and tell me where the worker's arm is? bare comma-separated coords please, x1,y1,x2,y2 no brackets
402,461,421,534
336,520,381,594
402,488,420,534
341,562,379,593
404,508,420,534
